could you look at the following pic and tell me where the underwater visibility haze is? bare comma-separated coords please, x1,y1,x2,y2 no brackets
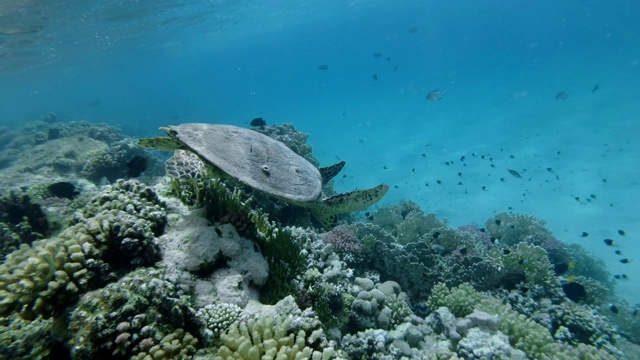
1,0,640,359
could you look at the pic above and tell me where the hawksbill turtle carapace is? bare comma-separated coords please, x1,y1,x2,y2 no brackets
136,123,388,228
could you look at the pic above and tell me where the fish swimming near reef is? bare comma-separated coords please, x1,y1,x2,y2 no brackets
250,117,267,127
126,155,149,177
47,181,79,199
426,90,443,101
507,169,522,179
555,92,568,100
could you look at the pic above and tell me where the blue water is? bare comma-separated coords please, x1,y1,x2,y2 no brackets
1,0,639,303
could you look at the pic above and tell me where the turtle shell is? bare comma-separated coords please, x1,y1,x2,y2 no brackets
164,123,323,203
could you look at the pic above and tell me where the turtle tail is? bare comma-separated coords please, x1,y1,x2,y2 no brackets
311,184,389,228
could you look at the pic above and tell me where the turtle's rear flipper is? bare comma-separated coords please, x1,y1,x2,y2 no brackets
311,184,389,228
166,150,207,179
319,161,346,185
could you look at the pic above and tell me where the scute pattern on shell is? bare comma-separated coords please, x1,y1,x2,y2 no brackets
167,124,322,203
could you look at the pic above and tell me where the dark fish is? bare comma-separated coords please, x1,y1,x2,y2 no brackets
317,65,328,70
507,169,522,179
47,181,79,199
214,227,222,236
633,308,638,316
620,258,631,264
459,247,467,255
615,250,622,255
618,229,626,236
580,232,589,237
372,52,382,58
90,100,100,107
426,90,443,101
250,117,266,127
495,219,502,226
604,239,615,246
614,274,621,279
555,92,568,100
408,26,418,33
592,84,599,92
562,282,586,302
373,74,378,81
609,304,619,313
503,249,511,255
554,262,570,275
622,274,628,279
126,155,149,177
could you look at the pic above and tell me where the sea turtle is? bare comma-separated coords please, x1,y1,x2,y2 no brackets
136,123,389,227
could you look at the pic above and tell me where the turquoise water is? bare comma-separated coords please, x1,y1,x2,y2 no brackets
1,0,639,341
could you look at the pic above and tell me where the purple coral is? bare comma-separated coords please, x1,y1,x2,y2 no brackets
323,225,362,256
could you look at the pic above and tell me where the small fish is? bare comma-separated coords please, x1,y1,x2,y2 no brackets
633,308,638,316
214,227,222,236
580,232,589,237
555,92,568,100
620,258,631,264
609,304,619,313
604,239,616,246
592,84,599,92
408,26,418,33
317,65,328,70
250,117,266,127
614,274,622,279
621,274,628,279
459,247,467,255
47,181,79,199
89,100,100,107
126,155,149,177
554,262,570,275
618,229,626,236
507,169,522,179
372,74,378,81
567,275,576,283
615,250,622,255
426,90,443,101
503,249,511,255
372,52,382,58
495,219,502,226
563,283,581,302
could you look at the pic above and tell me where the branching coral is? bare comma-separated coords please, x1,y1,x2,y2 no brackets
428,282,484,318
214,311,335,360
196,303,243,343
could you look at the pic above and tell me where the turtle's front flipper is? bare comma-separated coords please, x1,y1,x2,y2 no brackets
311,184,389,228
319,161,346,185
136,137,184,151
166,150,207,179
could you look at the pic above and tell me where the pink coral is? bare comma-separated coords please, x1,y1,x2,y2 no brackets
323,225,362,256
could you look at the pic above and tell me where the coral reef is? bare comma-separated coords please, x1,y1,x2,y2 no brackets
0,180,164,319
67,266,198,360
0,190,50,261
214,296,335,359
